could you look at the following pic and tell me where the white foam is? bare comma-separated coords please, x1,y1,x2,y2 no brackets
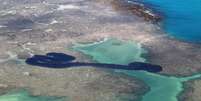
144,10,155,16
57,5,80,10
45,29,53,32
7,10,16,15
50,19,58,24
0,25,7,28
21,29,33,32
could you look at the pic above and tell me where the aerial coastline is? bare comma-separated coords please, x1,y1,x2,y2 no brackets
0,0,201,101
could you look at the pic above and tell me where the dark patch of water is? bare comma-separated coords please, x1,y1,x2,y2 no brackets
26,52,162,73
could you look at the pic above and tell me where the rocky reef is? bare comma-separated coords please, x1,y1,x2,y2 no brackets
110,0,162,22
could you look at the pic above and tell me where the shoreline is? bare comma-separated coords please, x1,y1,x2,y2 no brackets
177,79,195,101
0,0,201,101
112,0,201,100
178,78,201,101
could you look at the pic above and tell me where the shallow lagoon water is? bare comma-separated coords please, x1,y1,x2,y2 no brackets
135,0,201,42
73,38,201,101
73,39,146,64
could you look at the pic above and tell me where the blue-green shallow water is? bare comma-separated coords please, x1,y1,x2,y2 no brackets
0,89,65,101
132,0,201,42
73,38,201,101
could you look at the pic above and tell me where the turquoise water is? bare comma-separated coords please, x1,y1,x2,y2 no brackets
135,0,201,42
73,38,146,64
73,39,201,101
0,89,65,101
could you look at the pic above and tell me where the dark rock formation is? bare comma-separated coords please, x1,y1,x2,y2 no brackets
111,0,162,22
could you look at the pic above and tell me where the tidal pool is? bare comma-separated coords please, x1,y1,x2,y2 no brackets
73,38,201,101
0,89,64,101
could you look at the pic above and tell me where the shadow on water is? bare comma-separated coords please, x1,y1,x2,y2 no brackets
25,52,162,73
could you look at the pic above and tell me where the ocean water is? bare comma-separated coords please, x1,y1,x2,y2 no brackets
136,0,201,42
73,38,201,101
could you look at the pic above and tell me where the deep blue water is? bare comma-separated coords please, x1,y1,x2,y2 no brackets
134,0,201,43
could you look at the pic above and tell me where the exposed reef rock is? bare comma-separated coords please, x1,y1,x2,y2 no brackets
110,0,162,22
